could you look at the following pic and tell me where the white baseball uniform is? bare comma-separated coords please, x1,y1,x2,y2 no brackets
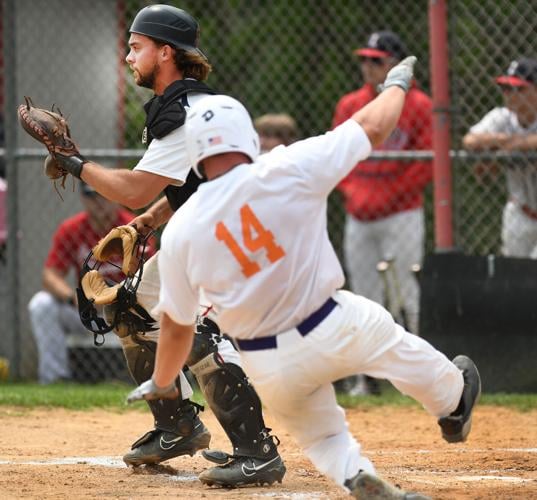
469,107,537,257
155,118,464,488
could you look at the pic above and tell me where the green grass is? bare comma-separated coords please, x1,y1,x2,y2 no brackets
0,382,536,412
0,382,134,410
336,382,537,412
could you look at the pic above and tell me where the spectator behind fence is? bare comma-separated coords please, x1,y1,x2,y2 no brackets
254,113,299,153
331,31,432,395
28,182,140,384
463,58,537,258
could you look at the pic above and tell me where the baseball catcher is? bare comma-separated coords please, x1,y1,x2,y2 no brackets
20,4,286,489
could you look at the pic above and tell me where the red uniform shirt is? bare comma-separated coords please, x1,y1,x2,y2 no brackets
332,82,433,221
45,209,145,282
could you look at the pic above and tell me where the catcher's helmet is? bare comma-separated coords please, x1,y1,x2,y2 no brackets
130,4,203,56
185,95,260,178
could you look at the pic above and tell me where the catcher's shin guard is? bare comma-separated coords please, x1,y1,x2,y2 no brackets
121,337,211,466
187,331,282,460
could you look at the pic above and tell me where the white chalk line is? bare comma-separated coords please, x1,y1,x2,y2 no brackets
411,474,536,485
367,447,537,456
1,449,536,491
0,456,198,481
0,456,126,468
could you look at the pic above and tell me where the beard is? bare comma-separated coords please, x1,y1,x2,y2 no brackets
135,62,159,90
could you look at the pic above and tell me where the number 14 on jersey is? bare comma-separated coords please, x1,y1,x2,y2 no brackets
215,204,286,278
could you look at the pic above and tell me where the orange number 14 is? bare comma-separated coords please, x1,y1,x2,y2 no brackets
215,204,286,277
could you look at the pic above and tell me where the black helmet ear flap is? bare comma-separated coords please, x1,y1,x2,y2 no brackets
76,229,154,346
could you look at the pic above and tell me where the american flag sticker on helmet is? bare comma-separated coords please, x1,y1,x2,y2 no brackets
209,136,223,145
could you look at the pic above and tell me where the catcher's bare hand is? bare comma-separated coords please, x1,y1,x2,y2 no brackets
126,378,179,403
130,213,156,236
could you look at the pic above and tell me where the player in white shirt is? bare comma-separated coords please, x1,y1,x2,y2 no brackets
128,57,481,499
463,57,537,257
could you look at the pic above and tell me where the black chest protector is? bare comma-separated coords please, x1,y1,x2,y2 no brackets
142,80,217,211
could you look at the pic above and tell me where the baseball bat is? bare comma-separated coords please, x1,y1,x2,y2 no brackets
376,260,391,312
410,263,421,286
388,260,409,331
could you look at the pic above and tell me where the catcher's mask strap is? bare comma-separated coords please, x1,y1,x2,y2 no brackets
76,286,116,336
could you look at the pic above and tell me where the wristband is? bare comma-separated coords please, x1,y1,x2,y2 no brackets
55,153,88,179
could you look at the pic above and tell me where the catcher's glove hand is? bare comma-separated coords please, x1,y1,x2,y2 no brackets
18,97,88,185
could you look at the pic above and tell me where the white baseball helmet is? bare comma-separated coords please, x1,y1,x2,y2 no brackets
185,95,260,178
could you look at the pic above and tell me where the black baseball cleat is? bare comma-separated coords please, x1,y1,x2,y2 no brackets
198,454,286,488
438,354,481,443
345,470,431,499
123,418,211,466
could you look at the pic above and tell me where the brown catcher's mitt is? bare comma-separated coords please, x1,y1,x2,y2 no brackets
18,96,79,156
92,225,139,276
18,97,87,194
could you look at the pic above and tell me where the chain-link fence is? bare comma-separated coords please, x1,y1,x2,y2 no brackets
1,0,536,381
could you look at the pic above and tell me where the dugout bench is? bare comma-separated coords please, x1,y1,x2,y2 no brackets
67,333,131,383
419,252,537,392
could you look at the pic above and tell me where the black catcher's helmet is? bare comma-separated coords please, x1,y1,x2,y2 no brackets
129,4,203,56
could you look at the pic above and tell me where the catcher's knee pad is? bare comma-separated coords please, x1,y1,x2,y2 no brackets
121,335,157,384
191,355,278,460
186,330,216,366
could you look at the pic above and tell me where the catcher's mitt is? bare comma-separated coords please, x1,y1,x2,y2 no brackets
18,97,87,190
92,225,139,276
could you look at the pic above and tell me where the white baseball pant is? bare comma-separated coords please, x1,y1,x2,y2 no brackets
28,291,85,384
344,207,424,335
239,289,464,489
502,200,537,258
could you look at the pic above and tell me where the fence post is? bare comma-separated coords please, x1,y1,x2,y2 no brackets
429,0,454,250
2,0,21,378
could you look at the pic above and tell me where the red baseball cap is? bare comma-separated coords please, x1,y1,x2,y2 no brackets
495,58,537,87
355,31,407,61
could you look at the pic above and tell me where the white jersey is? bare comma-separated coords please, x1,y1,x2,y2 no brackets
134,92,212,184
470,107,537,210
154,119,372,339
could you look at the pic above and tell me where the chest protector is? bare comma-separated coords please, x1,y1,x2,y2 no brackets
143,79,217,144
142,79,217,210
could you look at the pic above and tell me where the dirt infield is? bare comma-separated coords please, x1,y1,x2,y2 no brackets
0,405,536,499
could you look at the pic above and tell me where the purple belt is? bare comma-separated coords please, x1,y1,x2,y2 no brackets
235,297,338,351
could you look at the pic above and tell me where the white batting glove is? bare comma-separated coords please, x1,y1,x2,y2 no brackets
126,377,178,403
379,55,417,93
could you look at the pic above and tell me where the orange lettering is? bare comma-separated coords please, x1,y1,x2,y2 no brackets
215,204,286,277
